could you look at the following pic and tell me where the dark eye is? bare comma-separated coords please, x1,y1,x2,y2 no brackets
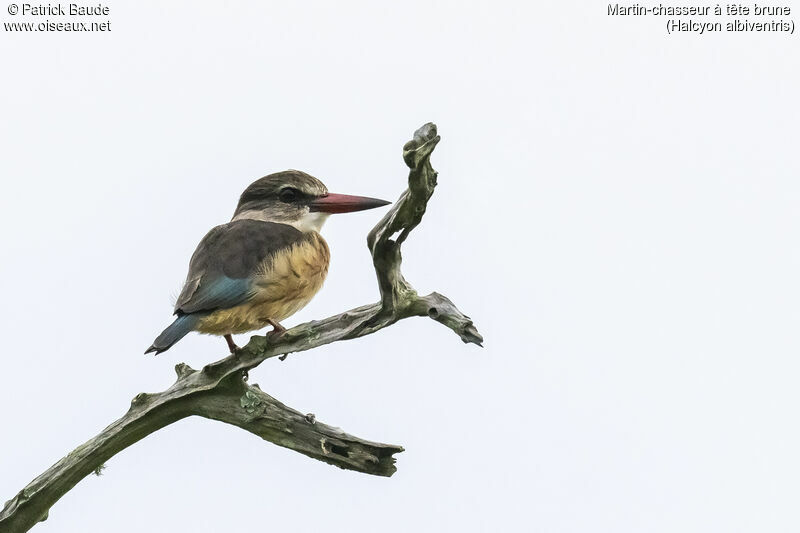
279,188,299,203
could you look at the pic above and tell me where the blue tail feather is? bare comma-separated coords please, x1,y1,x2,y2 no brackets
145,314,203,355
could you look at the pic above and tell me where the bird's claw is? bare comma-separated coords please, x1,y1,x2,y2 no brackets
267,329,286,341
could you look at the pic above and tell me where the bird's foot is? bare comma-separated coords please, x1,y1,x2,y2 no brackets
265,319,287,343
266,318,287,336
267,329,286,343
224,334,241,355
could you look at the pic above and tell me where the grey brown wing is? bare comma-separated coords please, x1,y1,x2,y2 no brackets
173,220,306,315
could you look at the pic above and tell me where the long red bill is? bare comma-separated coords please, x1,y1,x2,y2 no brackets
309,193,391,214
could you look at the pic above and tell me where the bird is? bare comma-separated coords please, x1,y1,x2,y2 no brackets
145,170,390,355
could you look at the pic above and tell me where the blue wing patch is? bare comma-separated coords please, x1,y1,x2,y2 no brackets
176,275,254,315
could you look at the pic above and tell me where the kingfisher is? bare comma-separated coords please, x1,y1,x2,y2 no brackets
145,170,390,355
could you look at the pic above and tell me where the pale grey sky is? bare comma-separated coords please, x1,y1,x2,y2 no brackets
1,1,799,532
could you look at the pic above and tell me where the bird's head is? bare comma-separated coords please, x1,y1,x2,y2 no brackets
232,170,390,232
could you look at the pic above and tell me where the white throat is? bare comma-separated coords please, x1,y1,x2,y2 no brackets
289,211,330,233
233,209,330,233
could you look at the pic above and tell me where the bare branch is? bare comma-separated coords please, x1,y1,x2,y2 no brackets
0,123,482,533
